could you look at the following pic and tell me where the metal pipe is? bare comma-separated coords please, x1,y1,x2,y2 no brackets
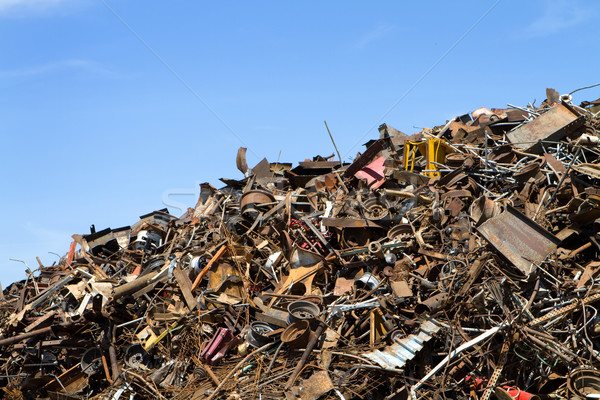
109,343,119,381
0,326,52,346
112,270,160,300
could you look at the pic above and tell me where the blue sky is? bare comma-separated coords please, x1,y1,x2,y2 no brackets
1,0,599,285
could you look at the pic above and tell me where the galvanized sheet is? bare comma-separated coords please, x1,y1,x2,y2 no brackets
363,319,442,369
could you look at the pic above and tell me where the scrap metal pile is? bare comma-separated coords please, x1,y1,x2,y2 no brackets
4,88,600,400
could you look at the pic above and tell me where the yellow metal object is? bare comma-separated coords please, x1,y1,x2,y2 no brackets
370,309,388,346
403,138,454,177
144,321,181,351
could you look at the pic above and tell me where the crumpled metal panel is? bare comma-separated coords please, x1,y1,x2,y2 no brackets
363,318,443,369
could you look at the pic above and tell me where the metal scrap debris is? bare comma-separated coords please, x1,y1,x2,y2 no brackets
3,87,600,400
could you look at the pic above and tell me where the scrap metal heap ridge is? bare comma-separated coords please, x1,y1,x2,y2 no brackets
3,88,600,400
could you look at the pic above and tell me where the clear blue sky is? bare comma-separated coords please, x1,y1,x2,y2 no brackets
1,0,599,285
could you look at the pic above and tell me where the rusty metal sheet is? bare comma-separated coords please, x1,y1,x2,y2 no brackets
544,152,567,175
298,370,334,400
477,206,561,275
333,277,354,296
252,157,271,178
390,280,412,298
507,103,585,153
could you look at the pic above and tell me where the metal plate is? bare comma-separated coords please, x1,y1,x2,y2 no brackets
507,103,585,153
477,206,561,275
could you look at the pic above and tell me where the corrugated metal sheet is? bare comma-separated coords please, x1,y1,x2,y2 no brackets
363,318,443,369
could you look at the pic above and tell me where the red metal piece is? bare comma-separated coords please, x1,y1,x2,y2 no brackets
66,240,77,269
464,374,486,390
501,386,540,400
200,328,236,365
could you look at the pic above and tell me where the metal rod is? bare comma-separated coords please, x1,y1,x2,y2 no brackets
484,127,489,169
264,341,284,377
324,120,343,166
207,342,274,400
0,326,52,346
546,146,581,207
